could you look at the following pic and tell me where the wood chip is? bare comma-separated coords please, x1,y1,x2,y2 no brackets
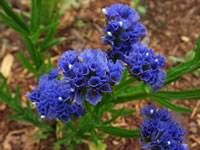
190,101,200,118
181,36,190,42
0,53,14,78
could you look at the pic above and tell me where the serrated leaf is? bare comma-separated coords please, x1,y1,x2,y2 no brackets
150,95,192,113
97,125,141,138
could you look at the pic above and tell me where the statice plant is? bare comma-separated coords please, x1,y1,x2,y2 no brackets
1,2,200,150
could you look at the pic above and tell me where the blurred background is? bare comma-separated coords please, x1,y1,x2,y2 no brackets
0,0,200,149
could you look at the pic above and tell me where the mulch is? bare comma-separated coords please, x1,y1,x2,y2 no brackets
0,0,200,149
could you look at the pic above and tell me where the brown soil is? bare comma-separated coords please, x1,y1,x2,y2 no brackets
0,0,200,150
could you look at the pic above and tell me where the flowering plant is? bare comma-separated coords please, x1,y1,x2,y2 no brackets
0,2,200,150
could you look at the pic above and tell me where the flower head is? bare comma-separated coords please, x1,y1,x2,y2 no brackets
122,43,166,92
141,105,189,150
102,4,147,52
58,49,125,105
27,69,85,123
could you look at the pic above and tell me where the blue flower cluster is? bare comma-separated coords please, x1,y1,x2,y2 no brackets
27,69,85,123
102,4,166,92
58,49,125,105
102,4,147,53
141,105,189,150
125,43,166,92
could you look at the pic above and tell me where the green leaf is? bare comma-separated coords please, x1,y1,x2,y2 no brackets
152,89,200,100
40,14,60,49
109,108,136,116
168,56,185,63
40,0,57,25
137,6,147,15
40,37,66,52
18,52,36,75
91,129,98,146
88,140,107,150
30,0,41,32
0,0,29,33
134,0,141,4
112,94,146,104
40,21,60,33
67,120,78,132
165,37,200,85
0,12,27,35
78,114,92,134
114,77,136,95
97,125,141,138
120,68,129,82
23,35,40,68
150,95,192,113
194,36,200,60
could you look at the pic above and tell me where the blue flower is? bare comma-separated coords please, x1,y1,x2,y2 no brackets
123,43,166,92
27,69,85,123
58,49,125,105
141,105,189,150
102,4,147,53
86,88,102,105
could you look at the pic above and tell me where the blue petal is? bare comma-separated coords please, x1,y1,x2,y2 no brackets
86,88,102,105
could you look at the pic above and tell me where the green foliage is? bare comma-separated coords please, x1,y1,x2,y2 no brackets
97,125,141,138
40,0,57,25
0,0,66,79
165,37,200,85
0,73,52,131
130,0,147,16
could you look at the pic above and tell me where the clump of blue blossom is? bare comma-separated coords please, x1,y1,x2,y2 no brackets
141,105,189,150
27,69,85,123
27,49,125,123
125,43,166,92
102,4,147,52
58,49,125,105
102,4,166,92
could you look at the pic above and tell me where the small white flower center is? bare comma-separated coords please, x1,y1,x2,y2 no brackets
168,141,171,145
150,109,154,114
40,115,45,119
146,53,149,56
68,64,72,69
119,21,123,27
58,97,62,100
32,102,36,105
71,88,75,92
155,59,158,62
102,8,107,15
107,32,112,37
